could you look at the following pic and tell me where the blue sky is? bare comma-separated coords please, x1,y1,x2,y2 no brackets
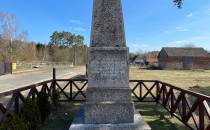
1,0,210,52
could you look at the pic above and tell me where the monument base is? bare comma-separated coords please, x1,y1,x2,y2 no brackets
69,106,151,130
84,102,134,124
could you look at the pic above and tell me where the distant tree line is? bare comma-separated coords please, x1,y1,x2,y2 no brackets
0,12,88,65
0,1,184,64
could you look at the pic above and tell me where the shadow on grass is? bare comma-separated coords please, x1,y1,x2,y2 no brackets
41,102,81,130
135,102,189,130
41,102,190,130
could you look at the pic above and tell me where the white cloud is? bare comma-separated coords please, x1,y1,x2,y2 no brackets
69,19,82,24
165,40,194,47
129,43,150,53
167,40,188,45
165,35,210,48
186,13,193,18
176,26,189,32
73,27,86,32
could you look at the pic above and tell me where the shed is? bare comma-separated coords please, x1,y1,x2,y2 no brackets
158,47,210,70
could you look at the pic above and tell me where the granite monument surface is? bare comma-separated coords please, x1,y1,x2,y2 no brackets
69,0,151,129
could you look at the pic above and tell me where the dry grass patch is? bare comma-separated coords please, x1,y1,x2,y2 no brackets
130,66,210,91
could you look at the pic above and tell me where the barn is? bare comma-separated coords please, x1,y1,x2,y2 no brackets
158,47,210,70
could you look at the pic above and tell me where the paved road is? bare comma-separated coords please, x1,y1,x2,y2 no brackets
0,66,85,93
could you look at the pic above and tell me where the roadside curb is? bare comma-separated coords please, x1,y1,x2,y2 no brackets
12,69,44,74
12,66,76,75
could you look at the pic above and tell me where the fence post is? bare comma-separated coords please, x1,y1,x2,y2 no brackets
14,93,19,114
139,82,142,101
182,93,187,121
199,98,205,130
86,64,88,77
170,89,174,117
156,81,160,103
53,68,56,80
52,68,56,95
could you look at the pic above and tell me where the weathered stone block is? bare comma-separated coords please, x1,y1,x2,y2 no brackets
86,87,132,102
85,47,135,124
88,47,129,88
69,106,151,130
90,0,126,47
84,102,134,124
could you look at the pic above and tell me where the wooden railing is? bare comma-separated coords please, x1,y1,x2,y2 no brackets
55,78,87,101
0,77,210,130
0,79,54,122
130,80,210,130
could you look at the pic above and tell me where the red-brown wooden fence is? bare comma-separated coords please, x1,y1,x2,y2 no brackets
0,70,210,130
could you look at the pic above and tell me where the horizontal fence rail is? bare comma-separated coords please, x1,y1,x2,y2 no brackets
0,77,210,130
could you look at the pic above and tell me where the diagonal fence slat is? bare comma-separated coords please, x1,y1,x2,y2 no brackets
141,82,157,101
131,82,141,101
203,101,210,119
185,96,199,130
71,81,86,100
55,81,70,100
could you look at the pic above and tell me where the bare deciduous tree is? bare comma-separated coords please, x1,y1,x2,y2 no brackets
0,12,17,40
18,30,29,42
0,12,18,62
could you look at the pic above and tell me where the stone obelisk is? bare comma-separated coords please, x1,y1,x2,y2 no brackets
85,0,134,124
69,0,151,129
